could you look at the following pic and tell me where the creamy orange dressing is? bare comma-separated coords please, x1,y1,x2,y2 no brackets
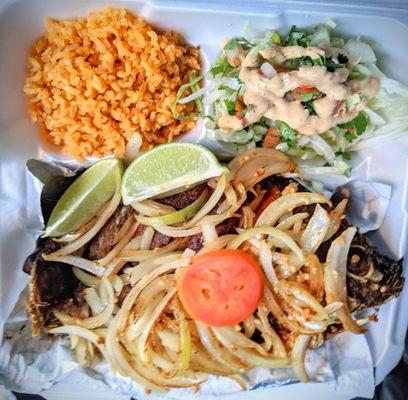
218,44,380,136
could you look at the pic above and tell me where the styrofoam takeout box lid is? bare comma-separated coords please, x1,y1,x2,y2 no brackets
0,0,407,399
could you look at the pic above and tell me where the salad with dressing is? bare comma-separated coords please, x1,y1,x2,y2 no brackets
177,23,408,176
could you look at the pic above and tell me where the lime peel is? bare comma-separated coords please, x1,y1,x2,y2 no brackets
44,158,124,237
121,143,228,204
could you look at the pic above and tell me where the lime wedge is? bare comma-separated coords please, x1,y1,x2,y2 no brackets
121,143,228,204
44,158,124,237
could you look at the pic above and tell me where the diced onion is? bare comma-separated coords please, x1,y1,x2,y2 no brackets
260,62,277,79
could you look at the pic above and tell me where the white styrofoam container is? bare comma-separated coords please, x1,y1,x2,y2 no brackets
0,0,407,398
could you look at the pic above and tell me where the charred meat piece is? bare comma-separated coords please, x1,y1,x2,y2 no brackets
186,217,239,251
151,230,174,249
144,218,240,251
25,239,88,335
157,183,207,210
87,205,135,260
259,176,404,311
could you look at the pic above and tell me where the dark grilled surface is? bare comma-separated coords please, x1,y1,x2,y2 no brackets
158,183,207,210
87,205,135,260
25,240,85,334
186,217,240,251
151,230,174,249
347,233,404,311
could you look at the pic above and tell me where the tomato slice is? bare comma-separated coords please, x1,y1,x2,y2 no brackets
177,249,263,327
263,127,281,148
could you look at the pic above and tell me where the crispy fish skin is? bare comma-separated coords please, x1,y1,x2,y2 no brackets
25,174,404,335
261,176,404,311
25,239,88,335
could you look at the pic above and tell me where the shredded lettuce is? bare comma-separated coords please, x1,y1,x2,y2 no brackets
189,22,408,177
344,39,377,64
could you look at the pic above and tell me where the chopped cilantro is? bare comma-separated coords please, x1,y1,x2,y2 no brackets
284,56,324,69
223,38,238,50
325,58,345,72
275,121,298,148
345,132,357,142
224,99,236,114
339,111,369,136
237,37,256,48
258,117,271,128
240,108,248,117
303,100,317,115
270,32,281,44
284,25,313,47
210,55,234,77
298,90,320,102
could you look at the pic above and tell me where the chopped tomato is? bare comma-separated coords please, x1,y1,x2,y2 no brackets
177,249,263,327
235,111,245,120
291,86,317,101
264,127,280,148
255,186,281,220
235,101,244,113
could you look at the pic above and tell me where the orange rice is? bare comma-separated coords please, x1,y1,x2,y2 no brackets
24,8,200,160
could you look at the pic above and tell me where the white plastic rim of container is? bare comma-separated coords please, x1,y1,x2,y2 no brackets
0,0,407,394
